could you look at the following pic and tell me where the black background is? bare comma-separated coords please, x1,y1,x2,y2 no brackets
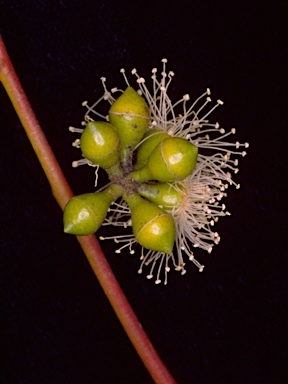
0,1,286,383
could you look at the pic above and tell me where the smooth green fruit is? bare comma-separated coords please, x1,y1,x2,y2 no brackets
109,87,150,162
80,121,120,168
124,193,176,254
63,185,123,235
134,129,170,170
138,183,183,208
129,137,198,182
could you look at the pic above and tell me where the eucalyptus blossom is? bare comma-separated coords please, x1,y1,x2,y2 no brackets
66,59,248,284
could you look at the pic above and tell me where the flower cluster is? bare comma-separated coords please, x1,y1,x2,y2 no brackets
66,59,248,285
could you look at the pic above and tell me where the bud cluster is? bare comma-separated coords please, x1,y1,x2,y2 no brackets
65,59,248,284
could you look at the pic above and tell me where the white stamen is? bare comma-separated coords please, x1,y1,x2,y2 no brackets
72,159,88,168
69,126,84,133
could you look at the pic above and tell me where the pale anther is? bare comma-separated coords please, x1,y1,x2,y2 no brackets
72,139,80,147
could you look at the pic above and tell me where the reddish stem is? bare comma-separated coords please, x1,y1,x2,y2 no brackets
0,35,177,384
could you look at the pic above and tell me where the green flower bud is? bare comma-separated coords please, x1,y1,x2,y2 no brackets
80,121,120,168
147,137,198,181
124,193,175,254
63,185,123,235
129,137,198,183
138,183,183,208
109,87,150,164
134,129,170,170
